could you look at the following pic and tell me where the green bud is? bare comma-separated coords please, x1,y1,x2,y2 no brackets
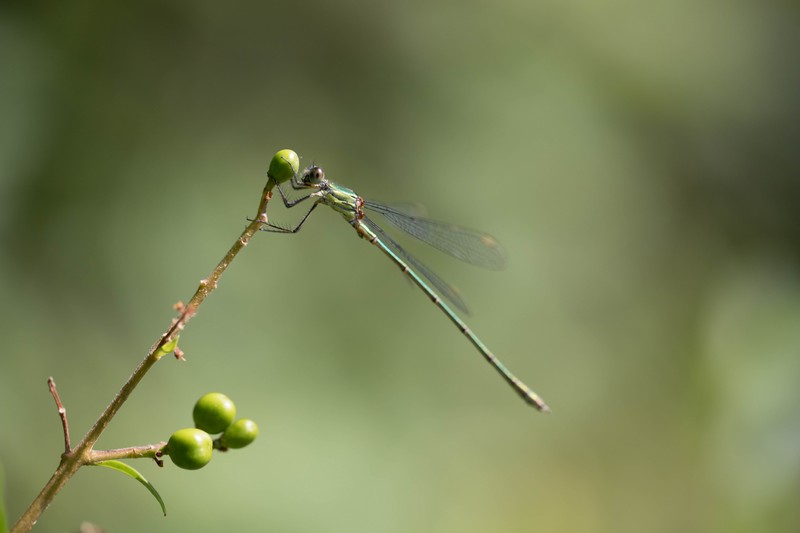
193,392,236,434
154,335,180,360
268,149,299,183
219,418,259,449
166,428,213,470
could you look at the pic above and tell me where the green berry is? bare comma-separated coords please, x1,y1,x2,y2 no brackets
219,418,259,449
193,392,236,434
166,428,213,470
268,149,299,183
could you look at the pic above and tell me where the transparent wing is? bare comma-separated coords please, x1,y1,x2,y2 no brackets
362,216,471,315
364,201,507,270
370,202,428,218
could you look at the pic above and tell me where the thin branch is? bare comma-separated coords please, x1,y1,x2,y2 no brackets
11,177,278,533
47,377,70,454
87,442,168,463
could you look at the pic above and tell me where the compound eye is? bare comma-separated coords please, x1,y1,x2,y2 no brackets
303,165,325,184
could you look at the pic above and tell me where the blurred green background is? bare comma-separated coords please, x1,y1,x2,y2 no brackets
2,0,799,531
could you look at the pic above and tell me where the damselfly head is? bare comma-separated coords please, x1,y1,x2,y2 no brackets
302,165,326,186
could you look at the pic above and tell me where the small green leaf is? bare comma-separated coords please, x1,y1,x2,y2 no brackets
93,460,167,516
155,335,180,360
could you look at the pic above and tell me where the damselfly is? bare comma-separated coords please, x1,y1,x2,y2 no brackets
263,164,549,411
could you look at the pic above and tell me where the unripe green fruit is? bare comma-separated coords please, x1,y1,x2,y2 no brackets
166,428,213,470
220,418,259,449
193,392,236,434
268,149,299,183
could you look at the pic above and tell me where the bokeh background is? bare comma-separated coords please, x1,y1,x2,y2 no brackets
1,1,799,531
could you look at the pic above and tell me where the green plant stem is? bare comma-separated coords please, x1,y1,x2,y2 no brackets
11,178,278,533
